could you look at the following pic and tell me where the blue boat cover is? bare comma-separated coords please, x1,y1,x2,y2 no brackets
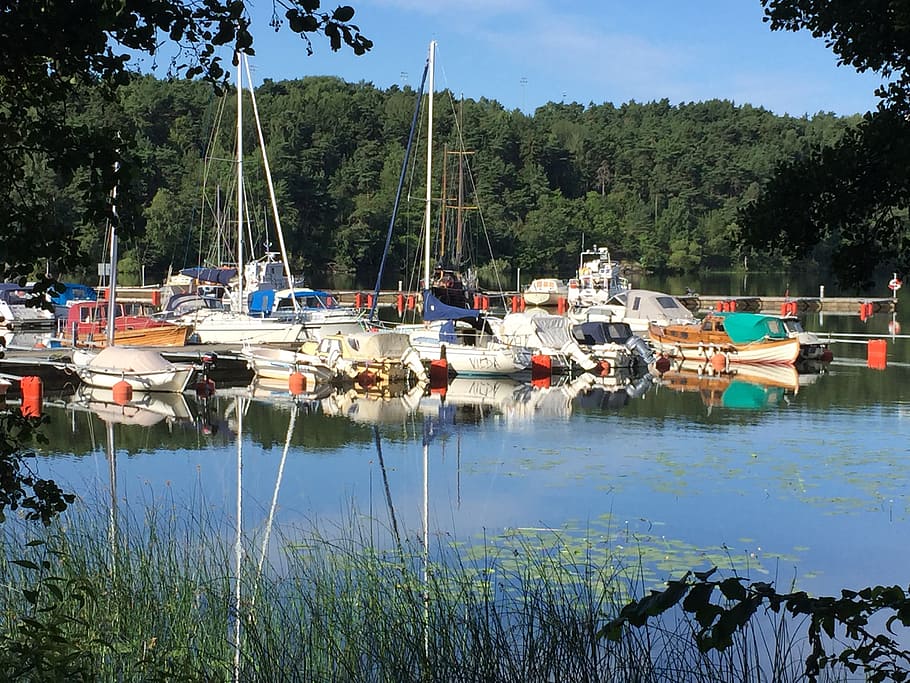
422,290,480,322
180,267,237,286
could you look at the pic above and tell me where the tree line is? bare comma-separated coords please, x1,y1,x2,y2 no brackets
38,74,865,291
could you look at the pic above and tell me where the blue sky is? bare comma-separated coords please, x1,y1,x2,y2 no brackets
152,1,885,117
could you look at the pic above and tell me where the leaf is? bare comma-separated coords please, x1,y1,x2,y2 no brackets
333,6,355,22
12,559,40,570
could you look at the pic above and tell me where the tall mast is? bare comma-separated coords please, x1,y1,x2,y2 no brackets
105,161,120,347
243,55,299,311
236,54,245,313
423,41,435,290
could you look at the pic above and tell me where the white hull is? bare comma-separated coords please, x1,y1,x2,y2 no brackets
72,348,195,392
181,311,308,345
411,340,531,376
650,336,801,365
240,346,334,384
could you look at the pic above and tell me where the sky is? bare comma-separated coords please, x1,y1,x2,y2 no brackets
137,1,885,117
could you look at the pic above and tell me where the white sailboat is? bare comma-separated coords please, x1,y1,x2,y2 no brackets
171,54,362,344
396,42,531,377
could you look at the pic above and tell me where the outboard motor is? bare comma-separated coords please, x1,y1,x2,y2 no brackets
624,335,655,366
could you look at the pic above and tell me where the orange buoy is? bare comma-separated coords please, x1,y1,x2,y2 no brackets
19,376,43,417
397,292,404,315
511,295,519,313
710,352,727,373
112,379,133,405
289,371,307,395
406,294,415,311
429,359,449,388
531,354,552,380
354,292,363,309
598,359,611,377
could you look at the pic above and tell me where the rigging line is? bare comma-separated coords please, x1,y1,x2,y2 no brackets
369,60,429,323
373,425,402,550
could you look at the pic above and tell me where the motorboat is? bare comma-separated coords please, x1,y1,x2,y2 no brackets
649,312,801,366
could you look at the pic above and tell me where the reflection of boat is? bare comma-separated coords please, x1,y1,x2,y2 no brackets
649,312,801,366
657,359,798,410
321,383,426,424
247,376,336,403
68,385,193,426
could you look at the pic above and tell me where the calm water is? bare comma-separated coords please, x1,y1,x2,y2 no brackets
28,296,910,598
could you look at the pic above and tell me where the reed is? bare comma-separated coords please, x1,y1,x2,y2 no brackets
0,497,840,682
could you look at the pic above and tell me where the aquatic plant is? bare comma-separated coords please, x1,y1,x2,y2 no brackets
0,497,860,682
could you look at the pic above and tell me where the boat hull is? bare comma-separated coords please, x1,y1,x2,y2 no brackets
649,327,800,365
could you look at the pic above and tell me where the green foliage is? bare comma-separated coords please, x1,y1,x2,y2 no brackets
0,413,74,526
0,0,372,282
739,0,910,289
601,567,910,682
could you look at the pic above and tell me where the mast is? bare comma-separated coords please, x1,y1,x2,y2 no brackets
243,55,299,313
236,54,245,314
423,41,435,290
105,161,120,347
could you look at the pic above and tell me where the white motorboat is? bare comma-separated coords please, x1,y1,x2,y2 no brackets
72,347,196,393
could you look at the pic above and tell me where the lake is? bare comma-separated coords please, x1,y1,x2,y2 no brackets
28,297,910,601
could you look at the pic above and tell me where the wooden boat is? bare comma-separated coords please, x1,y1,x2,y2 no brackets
649,312,801,365
64,300,190,347
71,347,196,393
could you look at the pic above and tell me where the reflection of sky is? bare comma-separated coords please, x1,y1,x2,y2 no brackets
36,358,910,600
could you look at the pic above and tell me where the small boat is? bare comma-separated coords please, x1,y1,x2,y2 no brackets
780,314,834,361
523,278,568,307
566,245,629,309
404,318,532,377
248,287,365,338
494,311,602,373
240,344,335,386
570,320,656,371
300,330,428,390
0,283,55,330
572,289,696,334
71,346,197,393
649,312,801,366
63,300,190,347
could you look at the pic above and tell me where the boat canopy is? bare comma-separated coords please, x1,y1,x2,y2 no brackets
720,313,789,344
572,321,635,346
340,331,413,361
179,267,237,286
617,289,695,322
422,290,480,322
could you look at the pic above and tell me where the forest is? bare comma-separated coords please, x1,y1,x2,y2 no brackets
41,73,863,291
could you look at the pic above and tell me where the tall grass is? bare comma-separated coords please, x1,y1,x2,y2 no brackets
0,496,844,682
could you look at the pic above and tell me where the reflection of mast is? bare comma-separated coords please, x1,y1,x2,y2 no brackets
106,420,118,572
231,397,243,682
257,402,298,581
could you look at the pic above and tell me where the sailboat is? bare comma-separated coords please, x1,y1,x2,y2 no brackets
394,42,531,377
169,54,362,344
70,166,197,393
